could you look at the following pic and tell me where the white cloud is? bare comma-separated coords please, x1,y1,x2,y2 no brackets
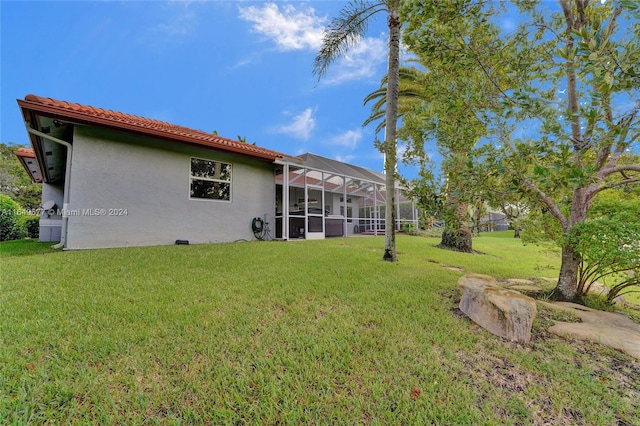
323,37,387,85
238,3,325,51
397,142,408,158
276,108,316,140
238,3,386,85
330,129,362,150
228,57,252,70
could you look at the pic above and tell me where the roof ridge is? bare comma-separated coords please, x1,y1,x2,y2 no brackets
25,94,177,127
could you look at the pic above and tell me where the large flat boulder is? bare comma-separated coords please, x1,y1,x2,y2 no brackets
459,274,537,343
586,282,627,306
540,301,640,360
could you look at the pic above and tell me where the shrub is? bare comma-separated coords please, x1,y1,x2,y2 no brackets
0,194,27,241
401,222,418,235
565,213,640,304
23,216,40,239
421,227,444,238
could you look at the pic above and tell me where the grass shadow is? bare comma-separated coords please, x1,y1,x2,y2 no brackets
0,239,58,257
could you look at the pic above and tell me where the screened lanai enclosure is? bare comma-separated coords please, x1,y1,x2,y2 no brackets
274,153,418,240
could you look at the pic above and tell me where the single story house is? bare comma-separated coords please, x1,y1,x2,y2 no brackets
16,94,417,249
479,211,510,232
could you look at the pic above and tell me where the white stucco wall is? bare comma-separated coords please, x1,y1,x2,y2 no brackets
39,183,64,242
64,126,275,249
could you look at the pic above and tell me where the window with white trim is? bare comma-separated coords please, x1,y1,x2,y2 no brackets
190,157,231,201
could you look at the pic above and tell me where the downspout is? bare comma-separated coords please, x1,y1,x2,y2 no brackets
24,126,73,250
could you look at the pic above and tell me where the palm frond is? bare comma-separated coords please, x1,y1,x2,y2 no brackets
362,110,387,130
362,65,434,132
363,87,387,106
313,0,385,80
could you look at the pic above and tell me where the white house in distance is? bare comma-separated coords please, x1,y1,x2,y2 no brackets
16,94,417,249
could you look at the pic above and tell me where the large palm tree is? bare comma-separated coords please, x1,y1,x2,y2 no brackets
313,0,401,262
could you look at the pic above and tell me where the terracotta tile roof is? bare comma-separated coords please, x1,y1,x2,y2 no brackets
17,94,295,162
15,147,36,158
14,147,42,183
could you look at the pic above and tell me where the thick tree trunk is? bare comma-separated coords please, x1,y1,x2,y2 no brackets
552,187,590,301
382,9,400,262
440,195,472,252
552,243,582,301
440,228,473,252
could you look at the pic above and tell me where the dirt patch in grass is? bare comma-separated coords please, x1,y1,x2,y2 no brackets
454,349,577,425
441,288,640,425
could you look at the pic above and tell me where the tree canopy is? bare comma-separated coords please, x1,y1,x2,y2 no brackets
397,0,639,300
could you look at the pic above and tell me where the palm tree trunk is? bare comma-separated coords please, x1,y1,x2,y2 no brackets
383,7,400,262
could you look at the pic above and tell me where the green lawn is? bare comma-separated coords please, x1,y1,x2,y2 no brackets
1,235,638,424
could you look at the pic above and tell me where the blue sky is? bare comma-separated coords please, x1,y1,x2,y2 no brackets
1,1,420,177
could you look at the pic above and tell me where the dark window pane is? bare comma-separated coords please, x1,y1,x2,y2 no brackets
191,179,230,200
191,158,214,178
191,158,231,181
219,163,231,181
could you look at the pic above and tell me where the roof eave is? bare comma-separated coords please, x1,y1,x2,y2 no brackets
14,148,42,183
17,98,286,163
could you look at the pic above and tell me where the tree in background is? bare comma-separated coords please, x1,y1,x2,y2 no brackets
407,0,639,301
314,0,401,261
366,1,522,251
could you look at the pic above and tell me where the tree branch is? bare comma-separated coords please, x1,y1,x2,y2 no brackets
591,177,640,197
454,29,516,105
601,164,640,178
560,0,584,154
523,178,568,231
598,102,639,173
602,2,623,41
